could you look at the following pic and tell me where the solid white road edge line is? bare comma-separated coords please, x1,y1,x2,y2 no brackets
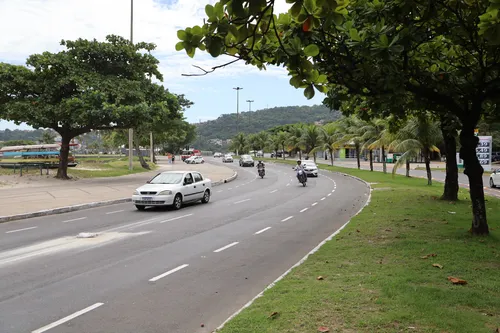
215,173,373,332
6,226,37,234
254,227,271,235
213,241,239,253
106,210,124,215
234,199,250,204
32,302,104,333
149,264,189,282
300,208,308,213
159,214,193,224
62,217,87,223
281,216,294,222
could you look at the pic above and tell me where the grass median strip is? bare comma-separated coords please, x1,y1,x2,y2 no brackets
218,159,500,333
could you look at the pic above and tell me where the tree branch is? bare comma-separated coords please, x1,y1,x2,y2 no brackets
181,58,241,76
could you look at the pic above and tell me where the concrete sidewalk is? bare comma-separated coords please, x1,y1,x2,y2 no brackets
0,160,236,220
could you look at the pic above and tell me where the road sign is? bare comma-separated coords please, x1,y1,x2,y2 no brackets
476,136,492,171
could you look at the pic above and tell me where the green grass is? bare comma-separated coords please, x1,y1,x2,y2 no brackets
415,166,492,176
218,158,500,333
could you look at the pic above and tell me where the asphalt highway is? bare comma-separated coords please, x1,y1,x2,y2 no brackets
0,158,370,333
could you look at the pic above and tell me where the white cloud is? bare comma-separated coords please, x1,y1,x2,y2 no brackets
0,0,292,86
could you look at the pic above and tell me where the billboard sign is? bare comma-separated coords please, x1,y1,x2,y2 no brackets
476,136,492,171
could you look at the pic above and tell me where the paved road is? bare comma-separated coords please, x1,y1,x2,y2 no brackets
0,158,369,333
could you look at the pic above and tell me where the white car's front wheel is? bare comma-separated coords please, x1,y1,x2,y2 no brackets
490,178,495,188
173,194,183,210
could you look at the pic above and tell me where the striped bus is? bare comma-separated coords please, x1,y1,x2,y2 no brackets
0,143,78,168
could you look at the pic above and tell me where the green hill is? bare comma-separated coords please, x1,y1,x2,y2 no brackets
195,104,340,142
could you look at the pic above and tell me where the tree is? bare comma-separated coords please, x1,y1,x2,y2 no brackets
390,115,442,185
300,124,321,162
178,0,499,235
231,133,247,154
286,123,305,159
360,118,393,173
334,117,365,169
319,123,338,166
0,35,165,179
276,131,289,159
40,131,56,144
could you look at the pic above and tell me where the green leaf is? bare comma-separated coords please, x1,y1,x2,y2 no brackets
379,34,389,46
304,84,315,99
349,28,361,41
304,0,316,13
290,2,302,17
303,44,320,57
231,0,246,17
205,4,215,19
177,30,187,41
207,38,224,57
290,76,303,88
332,13,344,26
175,42,184,51
317,74,327,83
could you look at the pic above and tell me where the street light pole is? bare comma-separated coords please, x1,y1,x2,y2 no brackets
128,0,134,170
246,99,254,112
233,87,243,155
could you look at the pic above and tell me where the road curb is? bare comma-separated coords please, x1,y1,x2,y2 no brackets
215,165,372,332
0,171,238,224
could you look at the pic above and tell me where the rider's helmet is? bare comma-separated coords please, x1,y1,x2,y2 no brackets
259,160,263,163
297,159,301,164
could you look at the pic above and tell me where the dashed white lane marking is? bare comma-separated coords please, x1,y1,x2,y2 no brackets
234,199,251,204
217,190,223,193
235,185,240,188
214,242,239,253
255,227,272,235
6,226,37,234
228,188,233,190
62,217,87,223
312,202,318,206
300,208,309,213
286,183,290,186
159,214,193,224
270,189,278,193
327,193,332,197
149,264,189,282
281,216,294,222
106,210,124,215
320,197,326,201
32,303,104,333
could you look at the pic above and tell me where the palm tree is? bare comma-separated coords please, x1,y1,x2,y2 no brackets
390,115,442,185
286,123,304,159
267,134,280,159
40,131,56,144
334,116,365,169
247,134,259,156
360,118,393,173
255,131,269,153
232,133,247,155
319,123,338,166
300,124,322,162
276,131,289,160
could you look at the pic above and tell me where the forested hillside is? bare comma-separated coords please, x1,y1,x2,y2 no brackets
195,105,340,141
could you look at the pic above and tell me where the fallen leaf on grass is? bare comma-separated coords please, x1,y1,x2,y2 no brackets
318,326,330,332
317,276,324,280
385,228,392,232
356,229,361,232
447,276,467,285
420,253,437,259
268,312,279,319
432,263,443,269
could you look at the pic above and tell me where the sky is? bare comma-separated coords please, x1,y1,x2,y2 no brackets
0,0,325,130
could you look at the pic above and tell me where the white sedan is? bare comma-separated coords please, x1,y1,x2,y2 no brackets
132,171,212,210
301,160,319,177
222,154,233,163
185,156,205,164
489,168,500,188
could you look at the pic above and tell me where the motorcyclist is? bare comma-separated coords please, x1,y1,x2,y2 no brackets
293,159,306,180
256,160,265,170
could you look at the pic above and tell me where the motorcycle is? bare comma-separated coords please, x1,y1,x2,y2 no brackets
296,169,307,187
257,167,265,178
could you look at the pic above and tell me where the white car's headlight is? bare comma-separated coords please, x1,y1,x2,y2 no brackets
158,190,173,195
133,190,140,195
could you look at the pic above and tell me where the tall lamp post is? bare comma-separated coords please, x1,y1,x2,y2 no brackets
128,0,134,170
233,87,243,155
246,99,254,112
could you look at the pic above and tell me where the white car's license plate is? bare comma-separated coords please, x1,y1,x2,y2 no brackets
142,197,153,201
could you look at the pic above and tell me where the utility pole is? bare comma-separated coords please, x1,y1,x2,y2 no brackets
246,99,254,112
233,87,243,155
128,0,134,170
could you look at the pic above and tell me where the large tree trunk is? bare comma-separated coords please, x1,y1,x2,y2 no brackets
406,160,410,177
356,144,360,169
460,125,489,235
441,127,459,201
282,145,286,160
369,149,373,171
330,149,334,166
424,150,432,185
134,135,150,170
56,133,72,179
152,145,158,164
382,145,387,173
298,149,302,160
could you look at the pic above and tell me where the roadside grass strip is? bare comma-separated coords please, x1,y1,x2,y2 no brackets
218,160,500,333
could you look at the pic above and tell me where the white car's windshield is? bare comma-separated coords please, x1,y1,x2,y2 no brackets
150,173,183,184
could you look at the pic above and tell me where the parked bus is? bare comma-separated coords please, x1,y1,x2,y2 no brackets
0,143,79,168
180,148,201,161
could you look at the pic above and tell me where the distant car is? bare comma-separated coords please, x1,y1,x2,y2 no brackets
132,171,212,210
256,151,264,157
301,160,319,177
239,154,255,167
213,152,222,158
489,168,500,188
185,156,204,164
222,154,233,163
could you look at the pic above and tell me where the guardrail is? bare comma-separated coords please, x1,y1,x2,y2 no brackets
0,163,54,176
